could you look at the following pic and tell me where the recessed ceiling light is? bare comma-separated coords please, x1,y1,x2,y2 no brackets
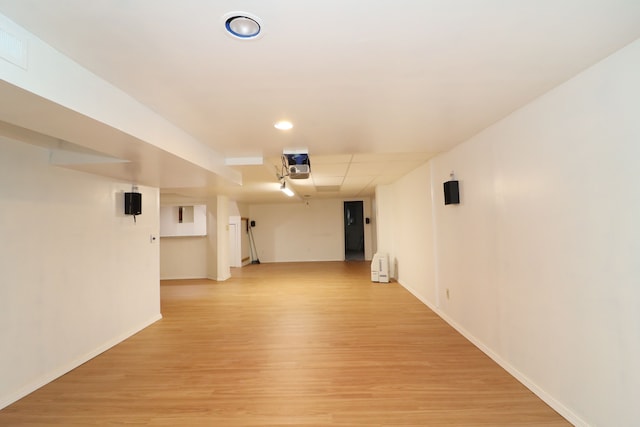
274,121,293,130
223,12,262,40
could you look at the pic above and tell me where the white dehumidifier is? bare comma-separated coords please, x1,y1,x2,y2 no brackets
371,253,389,283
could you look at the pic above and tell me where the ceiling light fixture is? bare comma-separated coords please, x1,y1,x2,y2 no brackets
274,120,293,130
223,12,262,39
280,181,294,197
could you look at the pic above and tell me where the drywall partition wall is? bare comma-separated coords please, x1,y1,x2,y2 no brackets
374,185,397,277
369,197,378,256
159,205,207,237
241,219,251,265
362,198,375,260
228,200,251,265
206,195,231,281
0,136,161,410
431,142,500,346
160,236,208,280
379,38,640,426
389,163,437,303
376,168,436,298
158,197,208,280
357,198,374,261
434,38,640,426
216,196,230,280
228,215,242,267
248,200,343,263
158,205,207,279
158,197,241,280
248,198,373,263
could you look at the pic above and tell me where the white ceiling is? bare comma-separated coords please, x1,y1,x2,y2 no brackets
1,1,640,203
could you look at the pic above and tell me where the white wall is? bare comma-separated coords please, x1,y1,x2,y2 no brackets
249,198,373,263
375,186,397,274
378,164,437,302
241,221,251,265
369,196,378,256
159,203,208,280
230,201,251,265
158,198,248,280
377,39,640,426
159,197,375,273
0,137,161,410
158,192,374,274
207,195,230,281
159,236,207,280
160,196,241,281
159,205,207,237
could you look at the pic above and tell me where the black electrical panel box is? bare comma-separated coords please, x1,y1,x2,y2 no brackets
124,192,142,215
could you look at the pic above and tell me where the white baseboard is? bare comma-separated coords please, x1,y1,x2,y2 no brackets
160,275,206,281
397,280,586,427
0,313,162,411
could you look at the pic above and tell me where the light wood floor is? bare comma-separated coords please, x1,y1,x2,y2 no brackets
0,261,569,426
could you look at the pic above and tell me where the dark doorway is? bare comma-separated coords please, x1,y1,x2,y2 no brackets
344,201,365,261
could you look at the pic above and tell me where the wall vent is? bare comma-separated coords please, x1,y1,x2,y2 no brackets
0,27,27,69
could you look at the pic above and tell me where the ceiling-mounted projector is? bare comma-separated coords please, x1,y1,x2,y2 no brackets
283,149,310,179
288,164,309,178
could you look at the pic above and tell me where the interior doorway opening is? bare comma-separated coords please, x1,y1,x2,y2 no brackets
344,201,365,261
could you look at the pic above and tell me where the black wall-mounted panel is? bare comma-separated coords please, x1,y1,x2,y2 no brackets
443,180,460,205
124,192,142,215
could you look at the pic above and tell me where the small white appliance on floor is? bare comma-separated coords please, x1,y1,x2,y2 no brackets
371,252,389,283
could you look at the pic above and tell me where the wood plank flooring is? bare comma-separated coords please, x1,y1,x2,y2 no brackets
0,261,569,426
